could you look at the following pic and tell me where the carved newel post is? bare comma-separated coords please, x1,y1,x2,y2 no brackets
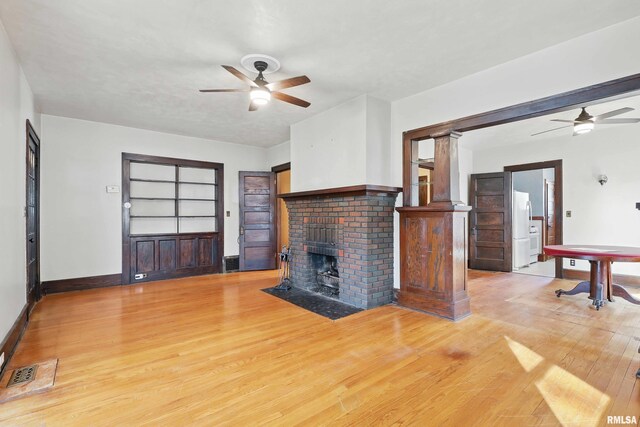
396,131,471,320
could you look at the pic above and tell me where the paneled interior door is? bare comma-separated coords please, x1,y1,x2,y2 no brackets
468,172,512,272
239,171,276,271
26,121,41,304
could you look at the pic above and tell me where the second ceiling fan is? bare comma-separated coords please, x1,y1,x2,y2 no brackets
200,60,310,111
532,106,640,136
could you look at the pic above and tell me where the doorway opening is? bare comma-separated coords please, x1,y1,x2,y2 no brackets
273,162,291,265
417,140,434,206
505,161,562,278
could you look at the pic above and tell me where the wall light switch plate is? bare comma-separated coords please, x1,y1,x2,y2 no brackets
566,210,572,218
106,185,120,193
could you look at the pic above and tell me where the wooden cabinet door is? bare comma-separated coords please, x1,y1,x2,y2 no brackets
239,171,276,271
469,172,512,272
130,234,219,282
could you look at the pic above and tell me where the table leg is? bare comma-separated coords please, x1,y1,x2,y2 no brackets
555,281,590,298
606,261,614,302
555,260,605,309
611,284,640,305
588,261,605,310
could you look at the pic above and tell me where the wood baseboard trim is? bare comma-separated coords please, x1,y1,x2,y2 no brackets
42,274,122,294
562,268,640,287
0,304,29,377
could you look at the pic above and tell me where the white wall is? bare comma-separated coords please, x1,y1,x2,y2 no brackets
472,125,640,276
389,16,640,287
290,94,393,192
291,95,368,192
266,140,291,168
365,96,392,185
0,20,40,343
40,115,269,281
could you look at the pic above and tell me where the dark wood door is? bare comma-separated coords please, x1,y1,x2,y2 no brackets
26,121,41,304
239,171,276,271
469,172,512,272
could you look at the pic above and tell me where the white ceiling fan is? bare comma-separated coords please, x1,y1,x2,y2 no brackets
532,107,640,136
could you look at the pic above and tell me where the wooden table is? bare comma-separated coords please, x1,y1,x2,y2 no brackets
544,245,640,310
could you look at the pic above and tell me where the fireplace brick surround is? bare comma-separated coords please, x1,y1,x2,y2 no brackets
280,185,401,309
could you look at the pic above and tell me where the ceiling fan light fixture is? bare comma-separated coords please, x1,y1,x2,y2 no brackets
574,120,594,135
250,87,271,105
532,106,638,137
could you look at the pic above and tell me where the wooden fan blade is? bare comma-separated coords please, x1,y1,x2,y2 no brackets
249,101,259,111
272,91,310,108
222,65,258,87
199,88,249,93
597,118,640,124
531,125,572,136
550,119,577,124
265,75,310,91
594,107,634,121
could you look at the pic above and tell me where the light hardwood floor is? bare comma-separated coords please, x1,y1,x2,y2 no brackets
2,270,639,426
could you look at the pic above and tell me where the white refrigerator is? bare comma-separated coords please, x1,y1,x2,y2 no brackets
512,191,532,270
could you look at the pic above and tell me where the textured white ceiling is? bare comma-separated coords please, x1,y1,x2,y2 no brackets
2,0,640,147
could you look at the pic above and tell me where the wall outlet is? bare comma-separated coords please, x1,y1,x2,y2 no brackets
0,352,4,367
570,259,576,267
134,273,147,280
566,210,572,218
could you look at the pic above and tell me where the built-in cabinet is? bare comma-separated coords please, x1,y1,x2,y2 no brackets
122,153,224,284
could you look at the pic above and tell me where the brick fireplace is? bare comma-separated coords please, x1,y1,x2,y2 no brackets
280,185,401,309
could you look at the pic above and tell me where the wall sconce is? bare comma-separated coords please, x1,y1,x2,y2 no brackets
597,174,608,186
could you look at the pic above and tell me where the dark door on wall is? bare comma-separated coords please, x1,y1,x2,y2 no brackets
469,172,512,272
239,171,276,271
26,121,41,304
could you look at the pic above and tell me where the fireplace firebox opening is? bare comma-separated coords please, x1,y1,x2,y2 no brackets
310,253,339,298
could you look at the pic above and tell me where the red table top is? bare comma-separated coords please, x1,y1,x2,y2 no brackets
544,245,640,262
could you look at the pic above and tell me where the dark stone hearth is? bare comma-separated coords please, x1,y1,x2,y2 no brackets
262,287,363,320
281,187,400,310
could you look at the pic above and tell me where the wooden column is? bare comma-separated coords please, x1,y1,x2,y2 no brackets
397,131,471,321
431,131,463,206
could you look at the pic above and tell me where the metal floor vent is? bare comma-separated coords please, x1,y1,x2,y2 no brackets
7,365,38,388
224,256,240,272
